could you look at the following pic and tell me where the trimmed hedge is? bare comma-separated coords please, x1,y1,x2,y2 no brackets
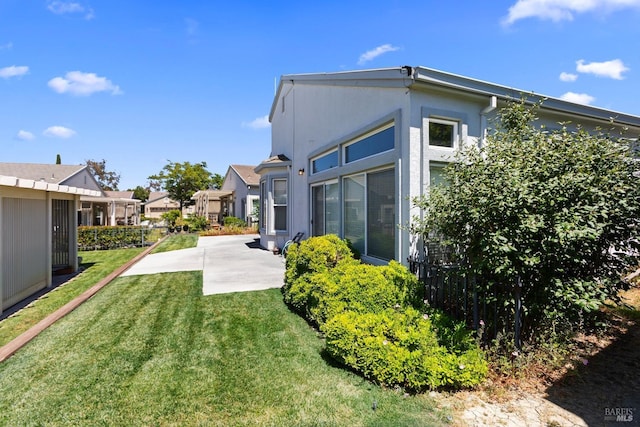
78,226,159,250
282,234,488,391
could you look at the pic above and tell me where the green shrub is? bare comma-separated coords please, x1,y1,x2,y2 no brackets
283,234,354,289
323,308,487,390
223,216,246,227
78,226,157,250
185,214,209,232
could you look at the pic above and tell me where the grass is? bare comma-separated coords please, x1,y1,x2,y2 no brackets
150,233,199,254
0,247,143,347
0,271,449,426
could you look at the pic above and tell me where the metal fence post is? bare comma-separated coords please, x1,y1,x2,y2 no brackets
514,275,523,350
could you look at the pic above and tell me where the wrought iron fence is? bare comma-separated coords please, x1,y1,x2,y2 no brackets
408,242,523,348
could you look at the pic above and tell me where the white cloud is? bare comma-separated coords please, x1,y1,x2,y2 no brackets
0,65,29,78
43,126,77,138
48,71,122,96
576,59,629,79
47,1,94,20
559,72,578,82
560,91,596,105
503,0,640,25
357,44,400,65
16,130,35,141
0,42,12,50
242,115,270,129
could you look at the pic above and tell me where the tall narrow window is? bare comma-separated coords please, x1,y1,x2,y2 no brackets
343,175,365,255
260,181,266,229
312,182,339,236
273,178,287,231
367,169,395,260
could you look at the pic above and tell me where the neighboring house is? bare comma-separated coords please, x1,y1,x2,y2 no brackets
256,66,640,264
220,164,260,225
79,191,141,226
0,167,102,313
143,191,180,220
191,189,232,225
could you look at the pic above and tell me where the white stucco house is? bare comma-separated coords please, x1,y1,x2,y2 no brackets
220,164,260,225
0,165,102,313
255,66,640,265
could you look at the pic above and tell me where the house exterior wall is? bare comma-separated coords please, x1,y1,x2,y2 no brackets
259,68,640,264
221,169,260,224
61,169,103,192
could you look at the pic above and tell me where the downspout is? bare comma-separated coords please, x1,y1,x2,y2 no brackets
480,96,497,149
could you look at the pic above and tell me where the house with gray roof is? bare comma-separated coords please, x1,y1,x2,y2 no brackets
0,163,102,313
256,66,640,263
221,164,260,225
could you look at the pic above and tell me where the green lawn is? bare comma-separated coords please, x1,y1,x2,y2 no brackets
150,233,198,254
0,247,144,347
0,270,449,426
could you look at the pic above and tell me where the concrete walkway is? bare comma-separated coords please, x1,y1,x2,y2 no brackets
121,234,286,295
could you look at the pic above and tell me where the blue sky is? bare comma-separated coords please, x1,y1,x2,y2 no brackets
1,0,639,190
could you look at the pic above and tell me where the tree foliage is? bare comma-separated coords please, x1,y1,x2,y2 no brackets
211,173,224,190
148,161,213,210
412,100,640,339
85,159,120,191
129,185,150,202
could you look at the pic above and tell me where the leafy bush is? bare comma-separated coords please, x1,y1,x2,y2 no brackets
412,99,640,342
161,209,182,227
185,214,209,232
223,216,246,227
284,234,354,288
323,308,487,390
286,261,422,327
78,226,157,250
282,234,487,390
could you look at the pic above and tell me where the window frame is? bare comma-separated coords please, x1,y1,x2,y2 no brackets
428,118,459,148
343,123,395,164
272,177,288,232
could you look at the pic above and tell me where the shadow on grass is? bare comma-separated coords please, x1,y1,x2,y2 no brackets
545,316,640,426
0,263,96,321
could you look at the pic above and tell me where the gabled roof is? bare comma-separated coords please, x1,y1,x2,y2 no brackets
105,191,135,199
229,165,260,186
271,66,640,130
0,162,87,184
146,191,170,203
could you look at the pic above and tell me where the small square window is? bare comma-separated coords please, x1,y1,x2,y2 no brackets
429,120,457,148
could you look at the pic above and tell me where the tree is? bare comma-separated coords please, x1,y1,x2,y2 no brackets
211,173,224,190
129,185,150,202
148,161,213,210
412,100,640,341
55,154,61,164
85,159,120,191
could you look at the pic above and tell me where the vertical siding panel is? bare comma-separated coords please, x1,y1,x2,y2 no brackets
2,198,47,310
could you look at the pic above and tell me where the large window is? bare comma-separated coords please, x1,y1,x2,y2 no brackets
312,182,339,236
343,168,395,260
344,125,394,163
428,119,458,148
273,178,287,231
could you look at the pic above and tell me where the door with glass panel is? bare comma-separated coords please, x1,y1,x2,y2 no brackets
311,182,339,237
